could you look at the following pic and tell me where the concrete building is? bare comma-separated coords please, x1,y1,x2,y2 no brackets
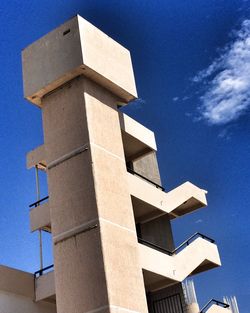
0,15,232,313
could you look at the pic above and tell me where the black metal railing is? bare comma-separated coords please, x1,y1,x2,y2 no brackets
126,167,165,191
138,232,215,256
29,196,49,208
199,299,229,313
138,237,173,255
174,232,215,254
34,264,54,278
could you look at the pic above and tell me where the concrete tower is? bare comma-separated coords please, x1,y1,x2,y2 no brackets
20,15,232,313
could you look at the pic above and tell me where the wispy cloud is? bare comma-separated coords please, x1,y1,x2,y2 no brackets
193,20,250,125
195,219,203,224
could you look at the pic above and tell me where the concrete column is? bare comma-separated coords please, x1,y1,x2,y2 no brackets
42,76,148,313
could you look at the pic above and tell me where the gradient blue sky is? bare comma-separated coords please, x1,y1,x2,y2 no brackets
0,1,249,312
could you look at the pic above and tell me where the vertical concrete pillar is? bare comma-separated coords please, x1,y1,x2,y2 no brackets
22,14,149,313
41,77,148,313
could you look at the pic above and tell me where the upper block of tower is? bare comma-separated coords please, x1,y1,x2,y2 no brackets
22,15,137,107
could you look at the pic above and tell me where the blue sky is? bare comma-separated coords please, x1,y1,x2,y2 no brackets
0,0,249,312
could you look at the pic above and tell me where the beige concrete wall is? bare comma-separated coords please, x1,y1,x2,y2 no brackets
26,144,46,169
0,265,56,312
132,150,174,251
42,77,107,313
30,202,51,232
128,174,207,220
22,15,137,106
0,290,56,313
119,113,157,161
138,215,174,251
0,265,34,298
132,151,161,186
119,113,157,151
78,16,137,102
35,271,55,302
139,237,221,291
83,78,148,312
42,76,148,313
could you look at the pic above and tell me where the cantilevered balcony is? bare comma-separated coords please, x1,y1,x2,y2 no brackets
34,265,55,302
27,144,47,171
33,233,221,302
29,197,51,233
139,233,221,292
119,112,157,161
128,170,207,223
199,299,231,313
28,169,207,232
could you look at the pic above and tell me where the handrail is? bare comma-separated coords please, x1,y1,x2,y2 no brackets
34,264,54,278
173,232,215,254
200,299,230,313
29,196,49,208
126,167,165,191
138,237,173,255
138,232,215,256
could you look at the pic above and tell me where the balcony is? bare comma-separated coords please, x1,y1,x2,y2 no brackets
128,170,207,223
199,299,231,313
28,167,207,232
27,144,46,171
138,233,221,292
34,265,55,302
33,234,221,301
29,197,51,233
119,112,157,161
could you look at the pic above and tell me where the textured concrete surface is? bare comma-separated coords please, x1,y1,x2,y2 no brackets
22,15,137,105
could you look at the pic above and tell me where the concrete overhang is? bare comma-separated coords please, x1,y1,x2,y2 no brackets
35,271,55,303
30,202,51,233
27,145,46,170
22,15,137,106
119,112,157,161
139,237,221,292
28,167,207,231
128,173,207,222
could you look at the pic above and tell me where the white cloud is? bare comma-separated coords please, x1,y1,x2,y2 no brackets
195,219,203,224
172,96,179,102
194,20,250,125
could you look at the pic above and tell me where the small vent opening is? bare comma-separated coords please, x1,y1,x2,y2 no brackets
63,29,71,36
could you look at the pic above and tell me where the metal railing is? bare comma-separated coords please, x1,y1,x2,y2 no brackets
138,232,215,256
126,167,165,191
200,299,230,313
34,264,54,278
174,232,215,254
138,237,173,255
29,196,49,208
